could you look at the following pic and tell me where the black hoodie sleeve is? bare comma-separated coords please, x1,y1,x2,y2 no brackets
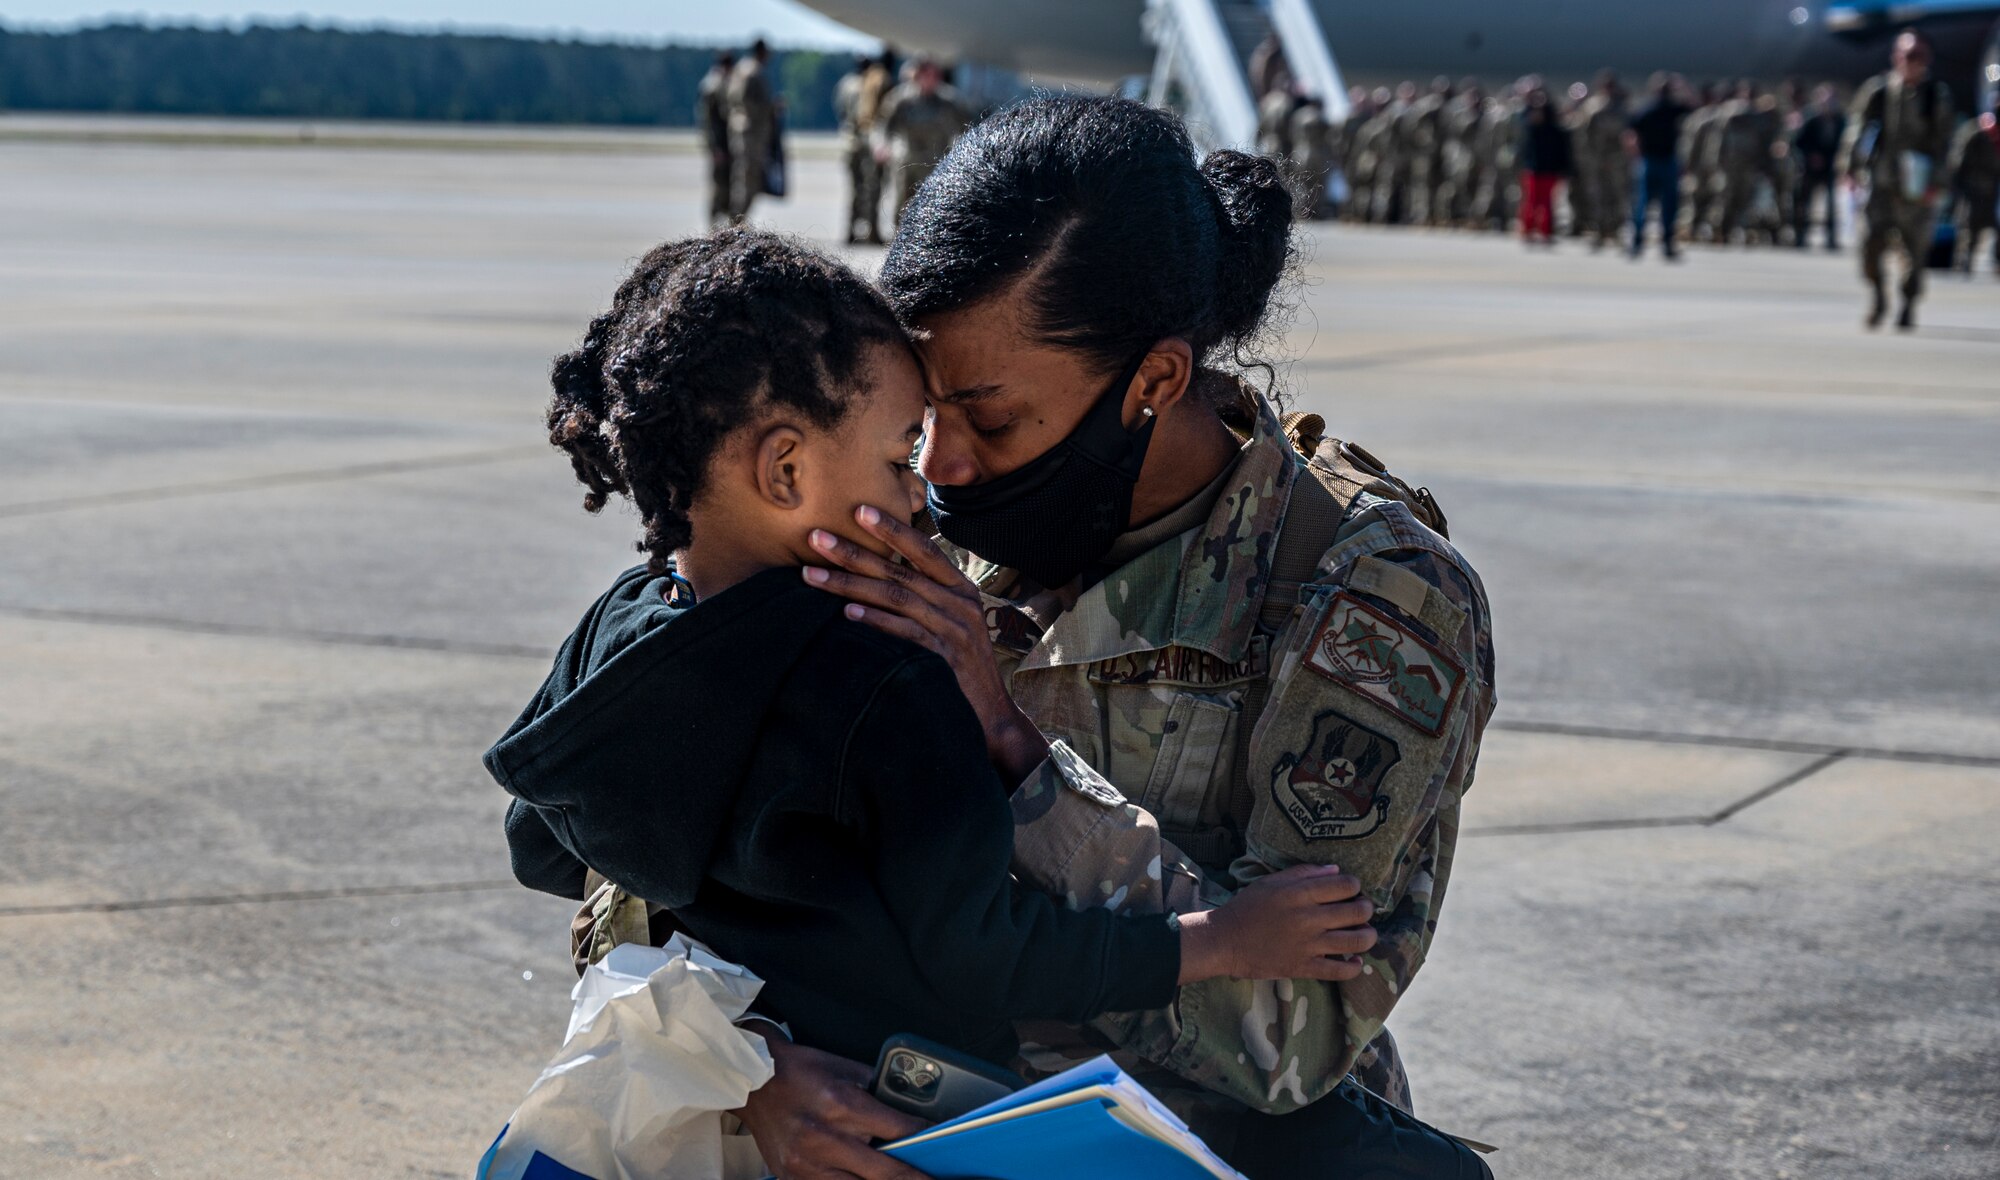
845,653,1181,1023
505,797,590,901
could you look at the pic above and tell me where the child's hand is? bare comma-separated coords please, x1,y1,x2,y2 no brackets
1176,864,1377,984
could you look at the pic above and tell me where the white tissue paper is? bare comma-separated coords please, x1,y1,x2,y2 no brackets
477,936,774,1180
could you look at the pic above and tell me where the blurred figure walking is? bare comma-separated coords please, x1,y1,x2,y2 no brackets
1626,72,1691,259
1791,84,1847,250
695,50,735,229
1947,96,2000,276
1680,83,1727,242
725,40,776,224
1518,86,1573,246
877,58,969,227
1715,81,1786,244
835,50,894,244
1839,30,1953,329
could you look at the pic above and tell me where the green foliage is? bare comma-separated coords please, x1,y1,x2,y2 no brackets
0,22,863,129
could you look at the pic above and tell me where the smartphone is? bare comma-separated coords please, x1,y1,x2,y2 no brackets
868,1034,1025,1124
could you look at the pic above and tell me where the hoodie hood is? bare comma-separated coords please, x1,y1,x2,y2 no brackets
484,565,844,908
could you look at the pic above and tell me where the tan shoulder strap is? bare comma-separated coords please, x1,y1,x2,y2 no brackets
1224,463,1351,830
1222,438,1452,834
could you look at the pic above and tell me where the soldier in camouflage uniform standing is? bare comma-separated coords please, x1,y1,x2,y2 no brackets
1288,95,1340,220
1680,83,1727,242
1715,82,1786,244
1840,30,1954,329
835,51,893,244
725,39,776,225
1343,87,1391,223
1367,81,1418,224
1473,84,1523,232
1435,79,1486,228
695,50,735,229
1575,71,1632,250
1257,83,1299,163
1404,76,1454,226
876,58,970,228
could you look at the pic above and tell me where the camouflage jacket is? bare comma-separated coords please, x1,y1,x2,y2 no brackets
878,85,970,164
1579,95,1630,164
960,391,1496,1127
1839,72,1954,190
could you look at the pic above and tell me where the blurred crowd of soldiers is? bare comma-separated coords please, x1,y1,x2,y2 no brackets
697,44,973,241
703,32,1996,329
1248,33,2000,296
833,51,972,245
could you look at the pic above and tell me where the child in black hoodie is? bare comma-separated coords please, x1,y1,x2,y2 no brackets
488,231,1373,1077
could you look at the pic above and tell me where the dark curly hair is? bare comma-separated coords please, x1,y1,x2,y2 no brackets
546,229,906,572
878,96,1294,400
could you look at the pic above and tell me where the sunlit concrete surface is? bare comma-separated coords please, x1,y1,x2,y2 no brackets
2,117,1996,1179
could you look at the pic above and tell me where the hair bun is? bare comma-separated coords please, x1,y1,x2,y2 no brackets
1198,149,1294,343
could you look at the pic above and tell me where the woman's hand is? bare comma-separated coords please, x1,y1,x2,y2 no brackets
1176,864,1378,984
804,506,1049,782
734,1038,932,1180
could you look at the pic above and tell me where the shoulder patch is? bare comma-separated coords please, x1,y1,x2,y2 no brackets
1347,554,1431,617
1303,592,1466,736
1270,710,1401,841
983,599,1043,657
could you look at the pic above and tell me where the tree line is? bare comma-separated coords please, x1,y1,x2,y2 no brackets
0,23,856,129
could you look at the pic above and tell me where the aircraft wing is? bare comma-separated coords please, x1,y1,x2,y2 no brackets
1825,0,2000,33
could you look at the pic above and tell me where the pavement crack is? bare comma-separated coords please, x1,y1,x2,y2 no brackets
1466,815,1712,838
0,444,544,519
1489,719,2000,770
1466,751,1851,839
0,878,520,918
1702,751,1849,825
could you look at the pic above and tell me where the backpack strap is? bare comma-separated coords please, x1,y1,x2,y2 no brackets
1223,438,1453,831
1223,461,1350,828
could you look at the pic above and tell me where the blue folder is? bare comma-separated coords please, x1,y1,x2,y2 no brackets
884,1097,1227,1180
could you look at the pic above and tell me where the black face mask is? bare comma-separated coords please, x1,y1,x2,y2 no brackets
926,353,1155,589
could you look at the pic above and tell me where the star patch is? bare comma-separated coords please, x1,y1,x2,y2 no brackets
1304,592,1466,736
1271,711,1401,841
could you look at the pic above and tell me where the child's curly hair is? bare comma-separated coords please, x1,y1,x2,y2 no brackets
546,229,907,573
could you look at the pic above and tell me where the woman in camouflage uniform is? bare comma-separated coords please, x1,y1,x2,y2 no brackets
754,97,1496,1179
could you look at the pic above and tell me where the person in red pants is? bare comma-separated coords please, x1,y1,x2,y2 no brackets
1517,85,1573,246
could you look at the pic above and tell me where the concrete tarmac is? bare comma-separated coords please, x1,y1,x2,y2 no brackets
2,118,1996,1179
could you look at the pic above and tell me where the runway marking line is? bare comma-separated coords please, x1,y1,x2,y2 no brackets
0,444,545,519
0,879,521,919
0,603,551,659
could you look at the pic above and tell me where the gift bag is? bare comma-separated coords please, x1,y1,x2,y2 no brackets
478,937,774,1180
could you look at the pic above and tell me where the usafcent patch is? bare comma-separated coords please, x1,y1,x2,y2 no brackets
1271,710,1401,841
1304,591,1465,736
